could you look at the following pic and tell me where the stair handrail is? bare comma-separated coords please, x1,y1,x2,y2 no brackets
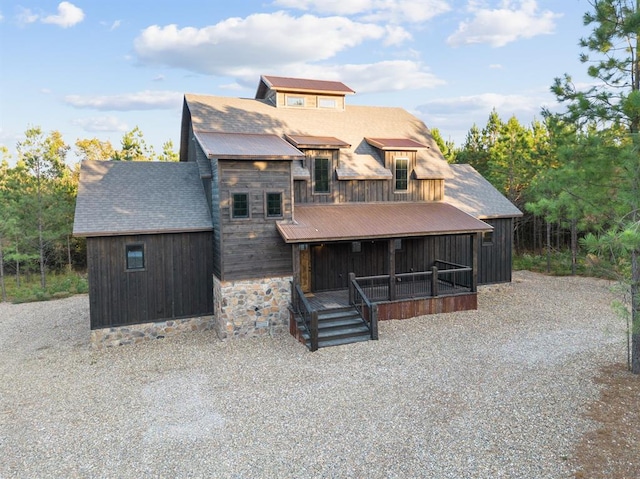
348,273,378,340
291,281,319,351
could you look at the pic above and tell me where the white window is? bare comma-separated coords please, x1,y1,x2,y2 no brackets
287,96,305,107
318,97,337,108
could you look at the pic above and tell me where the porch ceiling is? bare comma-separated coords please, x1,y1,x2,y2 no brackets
277,202,492,243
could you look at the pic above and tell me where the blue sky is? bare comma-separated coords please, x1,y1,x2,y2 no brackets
0,0,593,163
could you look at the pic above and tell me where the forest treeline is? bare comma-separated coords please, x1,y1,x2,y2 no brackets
0,111,631,287
0,126,179,300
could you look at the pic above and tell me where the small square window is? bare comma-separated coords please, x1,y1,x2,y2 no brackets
266,192,282,217
482,230,493,245
352,241,362,253
126,244,145,270
232,193,249,219
287,96,305,107
394,239,403,251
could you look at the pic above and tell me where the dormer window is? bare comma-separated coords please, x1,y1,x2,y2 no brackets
395,158,409,192
286,95,305,107
318,97,337,109
314,158,331,194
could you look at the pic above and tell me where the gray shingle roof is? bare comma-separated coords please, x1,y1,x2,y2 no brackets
445,164,523,219
183,94,452,180
73,161,213,237
194,131,304,159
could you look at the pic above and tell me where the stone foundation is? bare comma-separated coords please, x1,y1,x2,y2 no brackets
90,315,215,349
213,275,292,339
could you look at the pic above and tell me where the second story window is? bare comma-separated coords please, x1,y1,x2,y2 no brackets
232,193,249,219
266,192,283,217
318,97,337,108
314,158,330,194
287,96,305,107
395,158,408,192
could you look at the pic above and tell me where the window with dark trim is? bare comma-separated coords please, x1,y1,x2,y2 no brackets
314,158,330,193
232,193,249,219
126,244,145,270
394,239,403,251
482,230,493,245
395,158,408,191
266,192,283,218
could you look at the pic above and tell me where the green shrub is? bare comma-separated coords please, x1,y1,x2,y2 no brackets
2,271,88,303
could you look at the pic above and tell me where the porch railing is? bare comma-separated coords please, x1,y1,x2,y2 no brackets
290,281,319,351
353,259,473,302
348,273,378,340
433,260,473,295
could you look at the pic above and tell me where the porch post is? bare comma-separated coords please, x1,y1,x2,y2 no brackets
388,239,396,301
472,233,479,293
292,243,301,285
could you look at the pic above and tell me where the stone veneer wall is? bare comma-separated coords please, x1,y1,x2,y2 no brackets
213,275,292,339
90,315,215,349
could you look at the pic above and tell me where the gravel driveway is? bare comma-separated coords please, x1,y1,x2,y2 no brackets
0,271,627,478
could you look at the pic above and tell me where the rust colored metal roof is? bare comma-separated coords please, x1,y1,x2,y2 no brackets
261,75,355,95
285,134,351,149
365,137,429,150
277,202,491,243
194,131,304,159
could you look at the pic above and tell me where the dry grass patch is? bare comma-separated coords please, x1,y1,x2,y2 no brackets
573,363,640,479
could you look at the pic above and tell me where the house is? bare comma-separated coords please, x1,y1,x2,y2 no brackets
73,75,521,349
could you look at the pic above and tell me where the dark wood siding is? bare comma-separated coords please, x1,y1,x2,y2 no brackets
294,148,443,205
295,177,443,204
210,156,222,278
311,235,474,291
478,218,513,284
87,232,213,329
218,159,293,280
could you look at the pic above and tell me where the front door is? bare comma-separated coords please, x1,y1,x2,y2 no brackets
300,247,312,293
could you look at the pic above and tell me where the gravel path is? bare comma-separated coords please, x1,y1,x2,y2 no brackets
0,271,627,478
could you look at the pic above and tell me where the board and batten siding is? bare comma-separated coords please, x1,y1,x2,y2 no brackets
218,159,293,281
478,218,513,284
87,232,214,329
310,235,475,292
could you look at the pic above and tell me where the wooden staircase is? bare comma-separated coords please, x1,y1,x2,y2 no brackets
295,306,372,350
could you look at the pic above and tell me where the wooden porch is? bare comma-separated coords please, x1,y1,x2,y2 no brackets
290,261,478,350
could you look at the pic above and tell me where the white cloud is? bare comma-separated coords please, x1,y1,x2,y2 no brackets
447,0,561,47
65,91,183,111
273,0,451,23
16,7,39,25
72,116,129,133
152,74,165,82
16,2,84,28
273,0,372,15
339,61,446,92
489,64,503,69
362,0,451,24
0,11,4,22
42,2,84,28
133,12,404,75
419,92,544,116
415,89,556,144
